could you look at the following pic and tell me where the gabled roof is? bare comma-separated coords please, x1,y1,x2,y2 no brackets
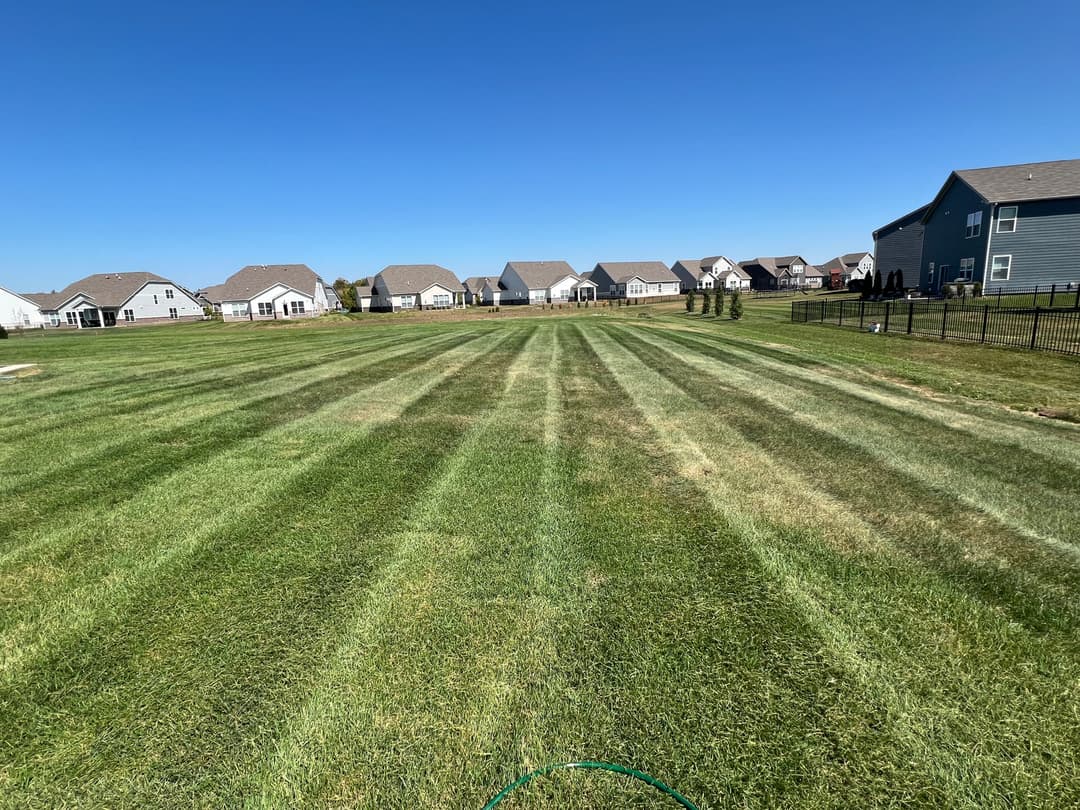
922,159,1080,224
700,255,738,270
595,261,678,284
196,283,228,304
670,260,702,288
5,287,48,309
463,276,500,293
24,272,178,310
375,265,464,295
738,257,808,278
819,252,872,274
504,261,578,289
715,266,752,280
218,264,323,302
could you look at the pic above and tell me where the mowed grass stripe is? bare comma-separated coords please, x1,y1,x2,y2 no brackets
246,324,587,806
611,324,1080,632
653,322,1080,470
0,329,486,549
0,328,470,497
624,325,1080,611
0,330,509,658
586,323,1080,807
0,325,536,808
0,327,424,455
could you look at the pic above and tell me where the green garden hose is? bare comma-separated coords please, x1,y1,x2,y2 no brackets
482,761,700,809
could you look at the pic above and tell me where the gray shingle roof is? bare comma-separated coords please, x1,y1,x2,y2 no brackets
375,265,464,295
196,283,228,304
218,264,323,302
738,256,809,278
820,253,871,273
24,272,174,309
463,276,500,293
504,261,578,289
955,158,1080,202
595,261,677,284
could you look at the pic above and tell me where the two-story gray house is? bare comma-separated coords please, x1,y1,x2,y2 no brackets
894,159,1080,292
872,205,929,291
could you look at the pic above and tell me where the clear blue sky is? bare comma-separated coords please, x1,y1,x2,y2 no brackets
3,0,1078,292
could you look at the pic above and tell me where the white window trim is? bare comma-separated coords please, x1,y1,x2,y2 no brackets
257,302,274,316
958,258,975,281
989,254,1012,282
168,307,179,319
997,206,1018,233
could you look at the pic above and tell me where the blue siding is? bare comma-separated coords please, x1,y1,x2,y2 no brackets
873,206,926,290
986,198,1080,290
921,180,990,291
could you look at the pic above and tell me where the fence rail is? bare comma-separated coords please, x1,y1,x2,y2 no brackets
955,283,1080,310
792,298,1080,356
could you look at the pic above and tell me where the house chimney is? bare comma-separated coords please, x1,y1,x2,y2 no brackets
1028,173,1033,180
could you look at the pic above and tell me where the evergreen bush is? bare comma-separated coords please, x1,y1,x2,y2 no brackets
729,289,743,320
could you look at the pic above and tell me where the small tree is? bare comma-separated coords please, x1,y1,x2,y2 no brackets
972,281,982,297
895,269,904,294
729,289,743,320
714,287,724,318
333,277,358,311
860,275,872,300
685,290,695,313
884,271,896,296
0,324,8,339
872,269,883,298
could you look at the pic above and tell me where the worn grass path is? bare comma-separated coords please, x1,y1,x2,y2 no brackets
0,314,1077,808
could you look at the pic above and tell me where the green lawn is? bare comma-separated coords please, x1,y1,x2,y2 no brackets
1,304,1078,808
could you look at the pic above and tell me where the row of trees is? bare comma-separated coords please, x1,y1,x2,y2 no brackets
685,287,743,319
858,269,905,300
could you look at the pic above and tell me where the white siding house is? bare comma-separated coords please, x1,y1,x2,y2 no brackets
0,286,46,329
24,273,203,327
216,264,331,321
495,261,597,304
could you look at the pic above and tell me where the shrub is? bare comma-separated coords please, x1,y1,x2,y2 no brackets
0,324,7,339
895,269,904,292
584,300,590,308
685,290,695,313
884,271,895,295
729,289,743,320
714,288,724,317
973,281,982,297
700,291,711,316
872,270,883,298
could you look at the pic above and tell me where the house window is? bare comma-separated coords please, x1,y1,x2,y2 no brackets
628,283,645,296
49,314,60,326
433,293,451,308
990,255,1012,282
290,301,306,315
399,295,415,309
123,309,135,322
231,303,247,317
65,312,77,325
958,258,974,280
939,265,950,280
153,294,159,304
997,206,1018,233
165,288,174,299
169,307,178,319
965,211,982,238
258,302,274,315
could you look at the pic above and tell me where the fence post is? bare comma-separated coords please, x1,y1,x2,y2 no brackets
1031,307,1041,349
906,301,914,334
883,301,891,332
838,302,844,326
997,288,1002,307
821,300,826,322
941,303,948,340
1075,284,1080,310
1050,283,1056,308
859,300,865,328
980,305,989,343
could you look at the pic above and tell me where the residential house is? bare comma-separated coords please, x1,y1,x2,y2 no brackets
369,265,465,312
463,276,500,305
738,256,818,290
702,256,752,291
217,264,331,321
915,159,1080,292
873,205,929,292
671,259,715,291
324,284,343,312
354,281,373,313
588,262,681,299
24,272,203,328
496,261,597,304
819,252,875,290
0,286,47,329
196,283,226,313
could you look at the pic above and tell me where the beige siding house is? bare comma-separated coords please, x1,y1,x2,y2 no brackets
369,265,465,312
588,261,681,299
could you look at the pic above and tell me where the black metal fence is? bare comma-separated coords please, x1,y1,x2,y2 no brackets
792,298,1080,356
958,283,1080,309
